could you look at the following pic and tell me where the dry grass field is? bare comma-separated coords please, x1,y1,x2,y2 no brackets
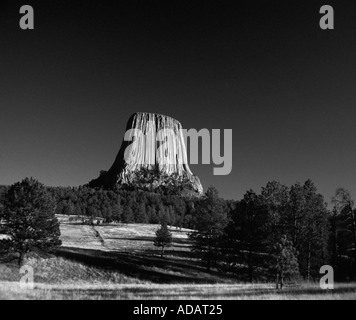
1,215,356,300
58,215,191,253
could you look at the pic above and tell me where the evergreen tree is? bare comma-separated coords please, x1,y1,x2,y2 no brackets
62,201,75,216
112,203,123,222
272,235,299,289
331,188,356,279
227,190,269,281
54,201,65,216
136,202,147,223
260,181,290,247
147,206,159,224
122,206,134,223
189,186,228,271
1,178,62,265
154,222,172,257
288,180,329,280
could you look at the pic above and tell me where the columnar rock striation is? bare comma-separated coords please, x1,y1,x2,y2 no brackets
89,112,203,196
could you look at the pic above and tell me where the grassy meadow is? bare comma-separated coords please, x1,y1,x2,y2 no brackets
0,215,355,300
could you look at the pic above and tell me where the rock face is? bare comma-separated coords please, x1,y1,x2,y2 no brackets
89,112,203,196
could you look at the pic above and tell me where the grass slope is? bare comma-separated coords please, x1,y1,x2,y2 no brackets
0,215,355,300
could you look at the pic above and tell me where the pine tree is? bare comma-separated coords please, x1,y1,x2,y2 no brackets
122,206,134,223
189,186,228,271
154,222,172,258
332,188,356,279
272,235,299,289
288,180,328,280
226,190,269,280
62,201,75,216
112,203,123,222
0,178,62,266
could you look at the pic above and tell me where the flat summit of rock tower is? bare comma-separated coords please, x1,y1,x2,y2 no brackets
89,112,203,196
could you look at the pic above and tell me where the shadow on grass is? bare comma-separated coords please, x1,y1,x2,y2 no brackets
105,236,191,246
105,236,155,242
54,246,236,284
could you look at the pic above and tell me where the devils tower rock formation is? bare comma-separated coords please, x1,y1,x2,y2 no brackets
89,112,203,196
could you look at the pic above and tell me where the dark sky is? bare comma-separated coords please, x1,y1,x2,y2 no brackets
1,0,356,203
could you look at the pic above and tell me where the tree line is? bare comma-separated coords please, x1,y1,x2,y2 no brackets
189,181,355,283
1,178,356,282
47,186,194,226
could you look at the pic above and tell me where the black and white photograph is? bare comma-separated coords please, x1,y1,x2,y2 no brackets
1,0,356,305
